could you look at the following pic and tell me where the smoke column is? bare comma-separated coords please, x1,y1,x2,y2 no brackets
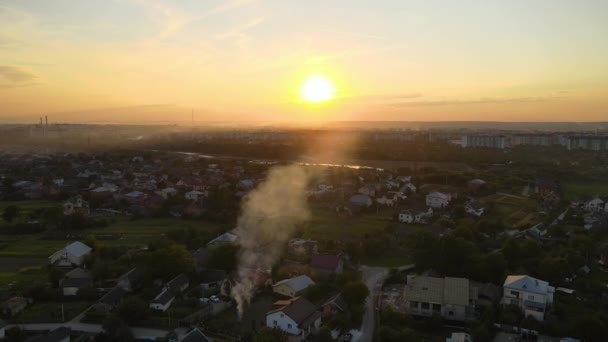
231,164,314,317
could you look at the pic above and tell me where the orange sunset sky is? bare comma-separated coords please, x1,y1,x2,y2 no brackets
1,0,607,123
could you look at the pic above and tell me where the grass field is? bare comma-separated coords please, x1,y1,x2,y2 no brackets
301,207,394,240
12,300,90,323
0,257,46,272
0,217,223,258
562,182,608,200
0,265,49,290
480,193,540,229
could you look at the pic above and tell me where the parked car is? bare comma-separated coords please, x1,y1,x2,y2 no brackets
199,297,210,304
210,295,220,303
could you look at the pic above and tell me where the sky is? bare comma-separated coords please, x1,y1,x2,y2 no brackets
0,0,607,123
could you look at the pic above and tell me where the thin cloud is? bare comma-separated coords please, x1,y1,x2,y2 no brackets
0,65,37,88
133,0,256,40
215,17,265,40
388,96,561,107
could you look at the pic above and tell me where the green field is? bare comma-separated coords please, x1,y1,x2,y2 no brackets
0,217,223,258
0,200,60,215
0,212,224,288
562,182,608,200
302,206,394,240
12,300,90,323
480,193,540,229
0,265,49,290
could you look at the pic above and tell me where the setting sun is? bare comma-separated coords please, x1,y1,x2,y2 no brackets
299,75,336,103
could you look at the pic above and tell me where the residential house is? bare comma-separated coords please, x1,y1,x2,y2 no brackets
266,297,321,337
207,230,239,248
60,268,93,296
94,287,127,312
184,199,208,217
501,275,554,321
534,178,561,207
426,192,450,209
446,332,472,342
376,193,397,207
272,275,315,298
288,239,318,256
349,194,372,208
468,179,486,191
178,328,213,342
199,269,227,290
150,274,190,312
585,197,606,212
48,242,92,267
403,275,477,321
191,248,210,272
185,190,207,201
124,191,147,206
156,187,177,199
526,223,548,239
399,207,433,224
311,255,343,278
116,268,144,292
358,184,378,197
63,195,90,216
0,296,29,317
238,179,254,190
321,293,348,317
26,326,71,342
465,199,484,217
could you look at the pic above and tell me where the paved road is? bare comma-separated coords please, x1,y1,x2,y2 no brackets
356,266,389,342
7,322,168,339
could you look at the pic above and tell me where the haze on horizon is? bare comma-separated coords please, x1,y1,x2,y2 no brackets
1,0,607,124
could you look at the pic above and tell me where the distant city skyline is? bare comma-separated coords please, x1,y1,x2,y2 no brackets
1,0,607,122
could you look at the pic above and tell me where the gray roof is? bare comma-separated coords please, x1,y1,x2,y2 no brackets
167,274,189,289
267,297,318,326
179,328,212,342
64,268,93,280
207,231,239,245
63,241,92,257
273,275,315,293
118,267,144,284
152,288,177,305
349,194,371,206
61,277,93,289
322,293,348,311
99,286,126,306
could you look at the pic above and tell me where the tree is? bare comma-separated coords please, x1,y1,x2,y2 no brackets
117,296,149,324
42,206,63,229
254,327,287,342
2,177,15,194
317,326,333,342
140,244,194,279
2,205,20,223
102,315,134,342
342,281,369,307
207,244,239,271
4,326,25,342
62,211,87,230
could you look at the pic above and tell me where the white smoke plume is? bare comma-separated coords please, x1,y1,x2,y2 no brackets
231,164,314,317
